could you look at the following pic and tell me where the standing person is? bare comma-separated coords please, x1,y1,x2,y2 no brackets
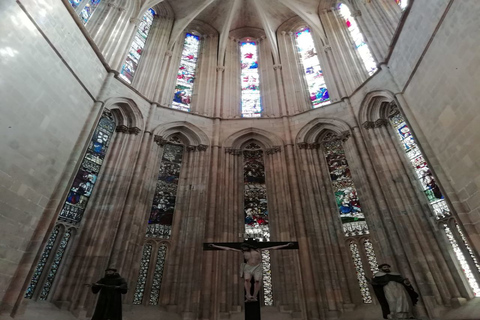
91,268,128,320
210,242,293,302
368,264,419,319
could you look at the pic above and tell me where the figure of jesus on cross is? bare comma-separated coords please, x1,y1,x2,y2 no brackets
208,241,295,302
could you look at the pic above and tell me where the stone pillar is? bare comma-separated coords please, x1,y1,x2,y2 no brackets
258,36,280,117
222,38,241,118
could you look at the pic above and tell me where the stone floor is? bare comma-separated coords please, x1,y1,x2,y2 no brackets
1,299,479,320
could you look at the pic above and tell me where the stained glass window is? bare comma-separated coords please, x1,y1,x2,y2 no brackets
119,8,156,84
79,0,101,25
363,239,379,274
172,33,201,111
59,112,116,224
68,0,82,9
295,28,330,108
133,243,153,304
389,113,450,219
240,42,262,117
323,139,368,236
146,143,184,239
337,4,377,75
25,111,116,300
349,241,373,303
395,0,408,10
149,244,168,305
444,225,480,296
243,142,272,305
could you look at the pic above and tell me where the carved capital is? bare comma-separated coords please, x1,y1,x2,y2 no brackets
128,127,141,135
154,135,167,146
339,131,351,142
362,121,375,130
308,143,320,149
165,50,173,57
273,65,282,70
374,119,389,128
225,148,242,156
288,31,294,36
216,66,225,72
115,124,129,133
187,145,197,152
298,142,308,149
351,10,362,18
197,144,208,151
281,31,287,36
324,45,332,52
266,146,281,155
388,101,400,117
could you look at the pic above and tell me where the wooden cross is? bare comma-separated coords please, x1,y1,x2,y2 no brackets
204,238,298,320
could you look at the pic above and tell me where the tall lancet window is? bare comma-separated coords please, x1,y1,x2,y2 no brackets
241,41,262,117
388,111,480,296
133,138,185,305
395,0,408,10
67,0,102,24
295,28,330,108
25,111,116,300
119,8,156,84
243,142,273,305
322,134,378,303
172,33,201,111
337,4,377,75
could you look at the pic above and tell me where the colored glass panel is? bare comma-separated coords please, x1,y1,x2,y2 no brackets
39,229,73,300
149,244,168,305
389,113,450,219
295,28,330,108
323,139,369,236
119,9,156,84
396,0,408,10
133,243,153,304
363,239,379,274
68,0,82,9
25,226,61,298
59,112,116,224
337,4,377,75
243,142,272,305
172,33,201,111
147,143,184,239
79,0,101,25
444,225,480,296
349,241,373,303
241,42,262,117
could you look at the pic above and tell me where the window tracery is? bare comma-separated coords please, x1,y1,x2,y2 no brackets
337,3,377,75
67,0,101,25
172,33,201,111
243,142,272,305
241,42,262,117
25,111,116,300
294,27,330,108
120,9,156,84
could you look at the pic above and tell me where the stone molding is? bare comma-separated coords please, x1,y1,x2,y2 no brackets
154,135,209,151
273,65,282,70
116,125,142,134
128,127,141,135
324,45,332,52
266,146,281,155
225,148,242,156
374,119,389,128
298,142,320,150
362,121,375,130
165,50,173,57
197,144,208,151
216,66,225,72
352,10,362,18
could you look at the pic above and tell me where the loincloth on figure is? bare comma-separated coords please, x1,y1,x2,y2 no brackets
240,263,263,280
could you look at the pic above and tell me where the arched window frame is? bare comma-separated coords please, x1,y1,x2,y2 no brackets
119,8,157,84
171,31,202,112
336,3,377,76
294,26,331,108
239,39,262,118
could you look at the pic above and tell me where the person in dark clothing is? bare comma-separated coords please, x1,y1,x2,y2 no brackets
368,264,418,319
91,268,128,320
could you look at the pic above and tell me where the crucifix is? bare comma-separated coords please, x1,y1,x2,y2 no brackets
204,238,298,320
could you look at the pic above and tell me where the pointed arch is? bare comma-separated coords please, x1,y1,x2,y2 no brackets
152,121,210,146
103,97,145,130
296,118,351,144
358,90,397,124
224,128,283,150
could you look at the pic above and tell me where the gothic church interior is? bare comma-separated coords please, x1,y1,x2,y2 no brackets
1,0,480,319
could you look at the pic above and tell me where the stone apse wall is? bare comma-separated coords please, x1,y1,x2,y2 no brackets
1,0,480,320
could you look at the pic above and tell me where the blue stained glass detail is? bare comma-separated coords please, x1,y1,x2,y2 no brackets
68,0,82,8
172,33,201,112
241,42,262,117
79,0,101,25
295,28,330,108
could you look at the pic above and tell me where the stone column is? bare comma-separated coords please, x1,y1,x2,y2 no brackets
258,36,280,117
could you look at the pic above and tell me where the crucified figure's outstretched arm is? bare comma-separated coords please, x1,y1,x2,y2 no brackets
260,242,294,251
209,244,242,252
